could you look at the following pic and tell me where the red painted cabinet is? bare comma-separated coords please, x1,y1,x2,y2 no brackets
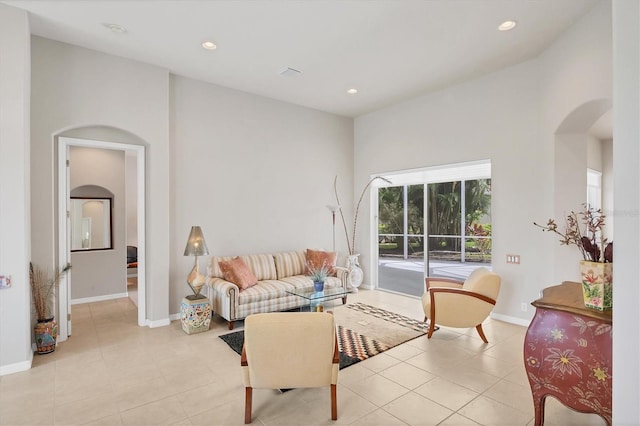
524,282,612,425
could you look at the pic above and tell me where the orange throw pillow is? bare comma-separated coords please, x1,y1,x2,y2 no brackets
305,249,337,277
219,257,258,291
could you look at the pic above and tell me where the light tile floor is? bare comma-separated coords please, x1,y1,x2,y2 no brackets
0,290,606,425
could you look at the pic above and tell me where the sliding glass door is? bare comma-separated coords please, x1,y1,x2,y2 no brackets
376,171,491,297
377,184,425,296
427,179,491,280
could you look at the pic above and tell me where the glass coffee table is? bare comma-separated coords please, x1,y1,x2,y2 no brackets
286,287,349,312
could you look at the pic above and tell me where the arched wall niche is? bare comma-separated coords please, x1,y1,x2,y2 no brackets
553,98,613,284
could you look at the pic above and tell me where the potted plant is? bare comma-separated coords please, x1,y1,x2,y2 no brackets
307,261,330,292
30,262,71,354
534,204,613,310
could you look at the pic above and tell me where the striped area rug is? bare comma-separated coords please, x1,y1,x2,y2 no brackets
219,303,433,369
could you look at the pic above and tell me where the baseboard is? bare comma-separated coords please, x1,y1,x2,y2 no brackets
0,351,33,376
146,318,170,328
169,313,180,322
490,312,531,327
71,292,128,305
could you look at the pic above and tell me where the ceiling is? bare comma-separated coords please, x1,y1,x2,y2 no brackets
4,0,600,117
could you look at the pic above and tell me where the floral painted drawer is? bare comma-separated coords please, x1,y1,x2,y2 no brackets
524,281,612,426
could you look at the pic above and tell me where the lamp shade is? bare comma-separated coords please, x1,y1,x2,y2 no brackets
183,226,209,256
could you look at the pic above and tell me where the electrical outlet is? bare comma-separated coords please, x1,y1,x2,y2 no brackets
0,275,11,289
521,302,528,312
506,254,521,264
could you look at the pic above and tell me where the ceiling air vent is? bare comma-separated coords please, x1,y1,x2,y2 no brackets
278,67,302,78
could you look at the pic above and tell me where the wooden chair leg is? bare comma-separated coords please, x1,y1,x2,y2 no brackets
533,393,547,426
427,318,435,339
244,387,252,424
475,324,488,343
331,384,337,420
228,321,234,330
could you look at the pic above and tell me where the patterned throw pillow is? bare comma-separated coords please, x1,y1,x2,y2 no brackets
219,257,259,291
305,249,337,277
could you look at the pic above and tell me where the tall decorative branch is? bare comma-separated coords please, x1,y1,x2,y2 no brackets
334,176,352,254
334,175,392,255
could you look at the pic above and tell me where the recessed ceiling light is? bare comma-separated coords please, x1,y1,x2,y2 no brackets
102,23,127,34
498,20,517,31
201,41,217,50
347,88,358,94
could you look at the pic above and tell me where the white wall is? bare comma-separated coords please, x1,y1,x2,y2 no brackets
612,0,640,422
0,4,31,375
355,59,542,320
601,139,613,238
539,0,613,284
354,1,612,322
125,153,138,247
169,75,353,313
30,37,170,323
587,136,603,171
29,36,354,324
69,146,126,300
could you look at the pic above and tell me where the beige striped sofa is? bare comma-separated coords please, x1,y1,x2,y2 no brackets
206,250,349,329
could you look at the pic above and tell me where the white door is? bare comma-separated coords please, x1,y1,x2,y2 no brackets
57,140,72,339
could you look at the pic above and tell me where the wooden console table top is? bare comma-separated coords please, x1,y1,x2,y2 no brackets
532,281,612,323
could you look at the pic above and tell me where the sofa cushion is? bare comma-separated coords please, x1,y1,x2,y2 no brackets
207,256,234,279
219,257,258,290
239,253,278,281
273,251,306,279
305,249,337,276
237,280,296,305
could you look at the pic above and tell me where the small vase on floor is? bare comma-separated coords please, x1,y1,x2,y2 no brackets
34,318,58,354
347,254,363,292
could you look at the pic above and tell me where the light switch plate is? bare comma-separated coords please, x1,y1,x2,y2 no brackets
506,254,521,264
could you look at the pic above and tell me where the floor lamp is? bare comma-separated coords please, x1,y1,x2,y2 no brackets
326,205,341,252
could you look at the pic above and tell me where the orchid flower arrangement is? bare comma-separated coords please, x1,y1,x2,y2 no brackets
534,204,612,263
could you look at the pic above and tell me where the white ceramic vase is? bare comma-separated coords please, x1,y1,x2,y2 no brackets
346,254,363,292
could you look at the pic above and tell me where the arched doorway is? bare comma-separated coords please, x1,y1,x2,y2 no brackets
553,99,612,283
57,130,146,342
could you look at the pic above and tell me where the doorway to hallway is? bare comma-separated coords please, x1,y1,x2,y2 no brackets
57,136,146,342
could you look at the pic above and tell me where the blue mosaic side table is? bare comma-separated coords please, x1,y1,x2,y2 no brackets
180,295,212,334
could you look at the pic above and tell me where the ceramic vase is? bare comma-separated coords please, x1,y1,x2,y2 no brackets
579,260,613,311
314,281,324,292
346,253,364,292
34,318,58,354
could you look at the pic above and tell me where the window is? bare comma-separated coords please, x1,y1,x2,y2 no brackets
374,160,491,296
587,168,602,210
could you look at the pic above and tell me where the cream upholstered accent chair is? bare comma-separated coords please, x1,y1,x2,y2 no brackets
240,312,339,424
422,267,501,343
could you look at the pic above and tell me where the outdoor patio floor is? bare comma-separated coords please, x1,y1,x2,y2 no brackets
377,258,491,297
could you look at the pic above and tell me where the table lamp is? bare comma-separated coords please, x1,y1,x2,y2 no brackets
183,225,209,299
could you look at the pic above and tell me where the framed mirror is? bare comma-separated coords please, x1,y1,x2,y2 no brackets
70,197,113,251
